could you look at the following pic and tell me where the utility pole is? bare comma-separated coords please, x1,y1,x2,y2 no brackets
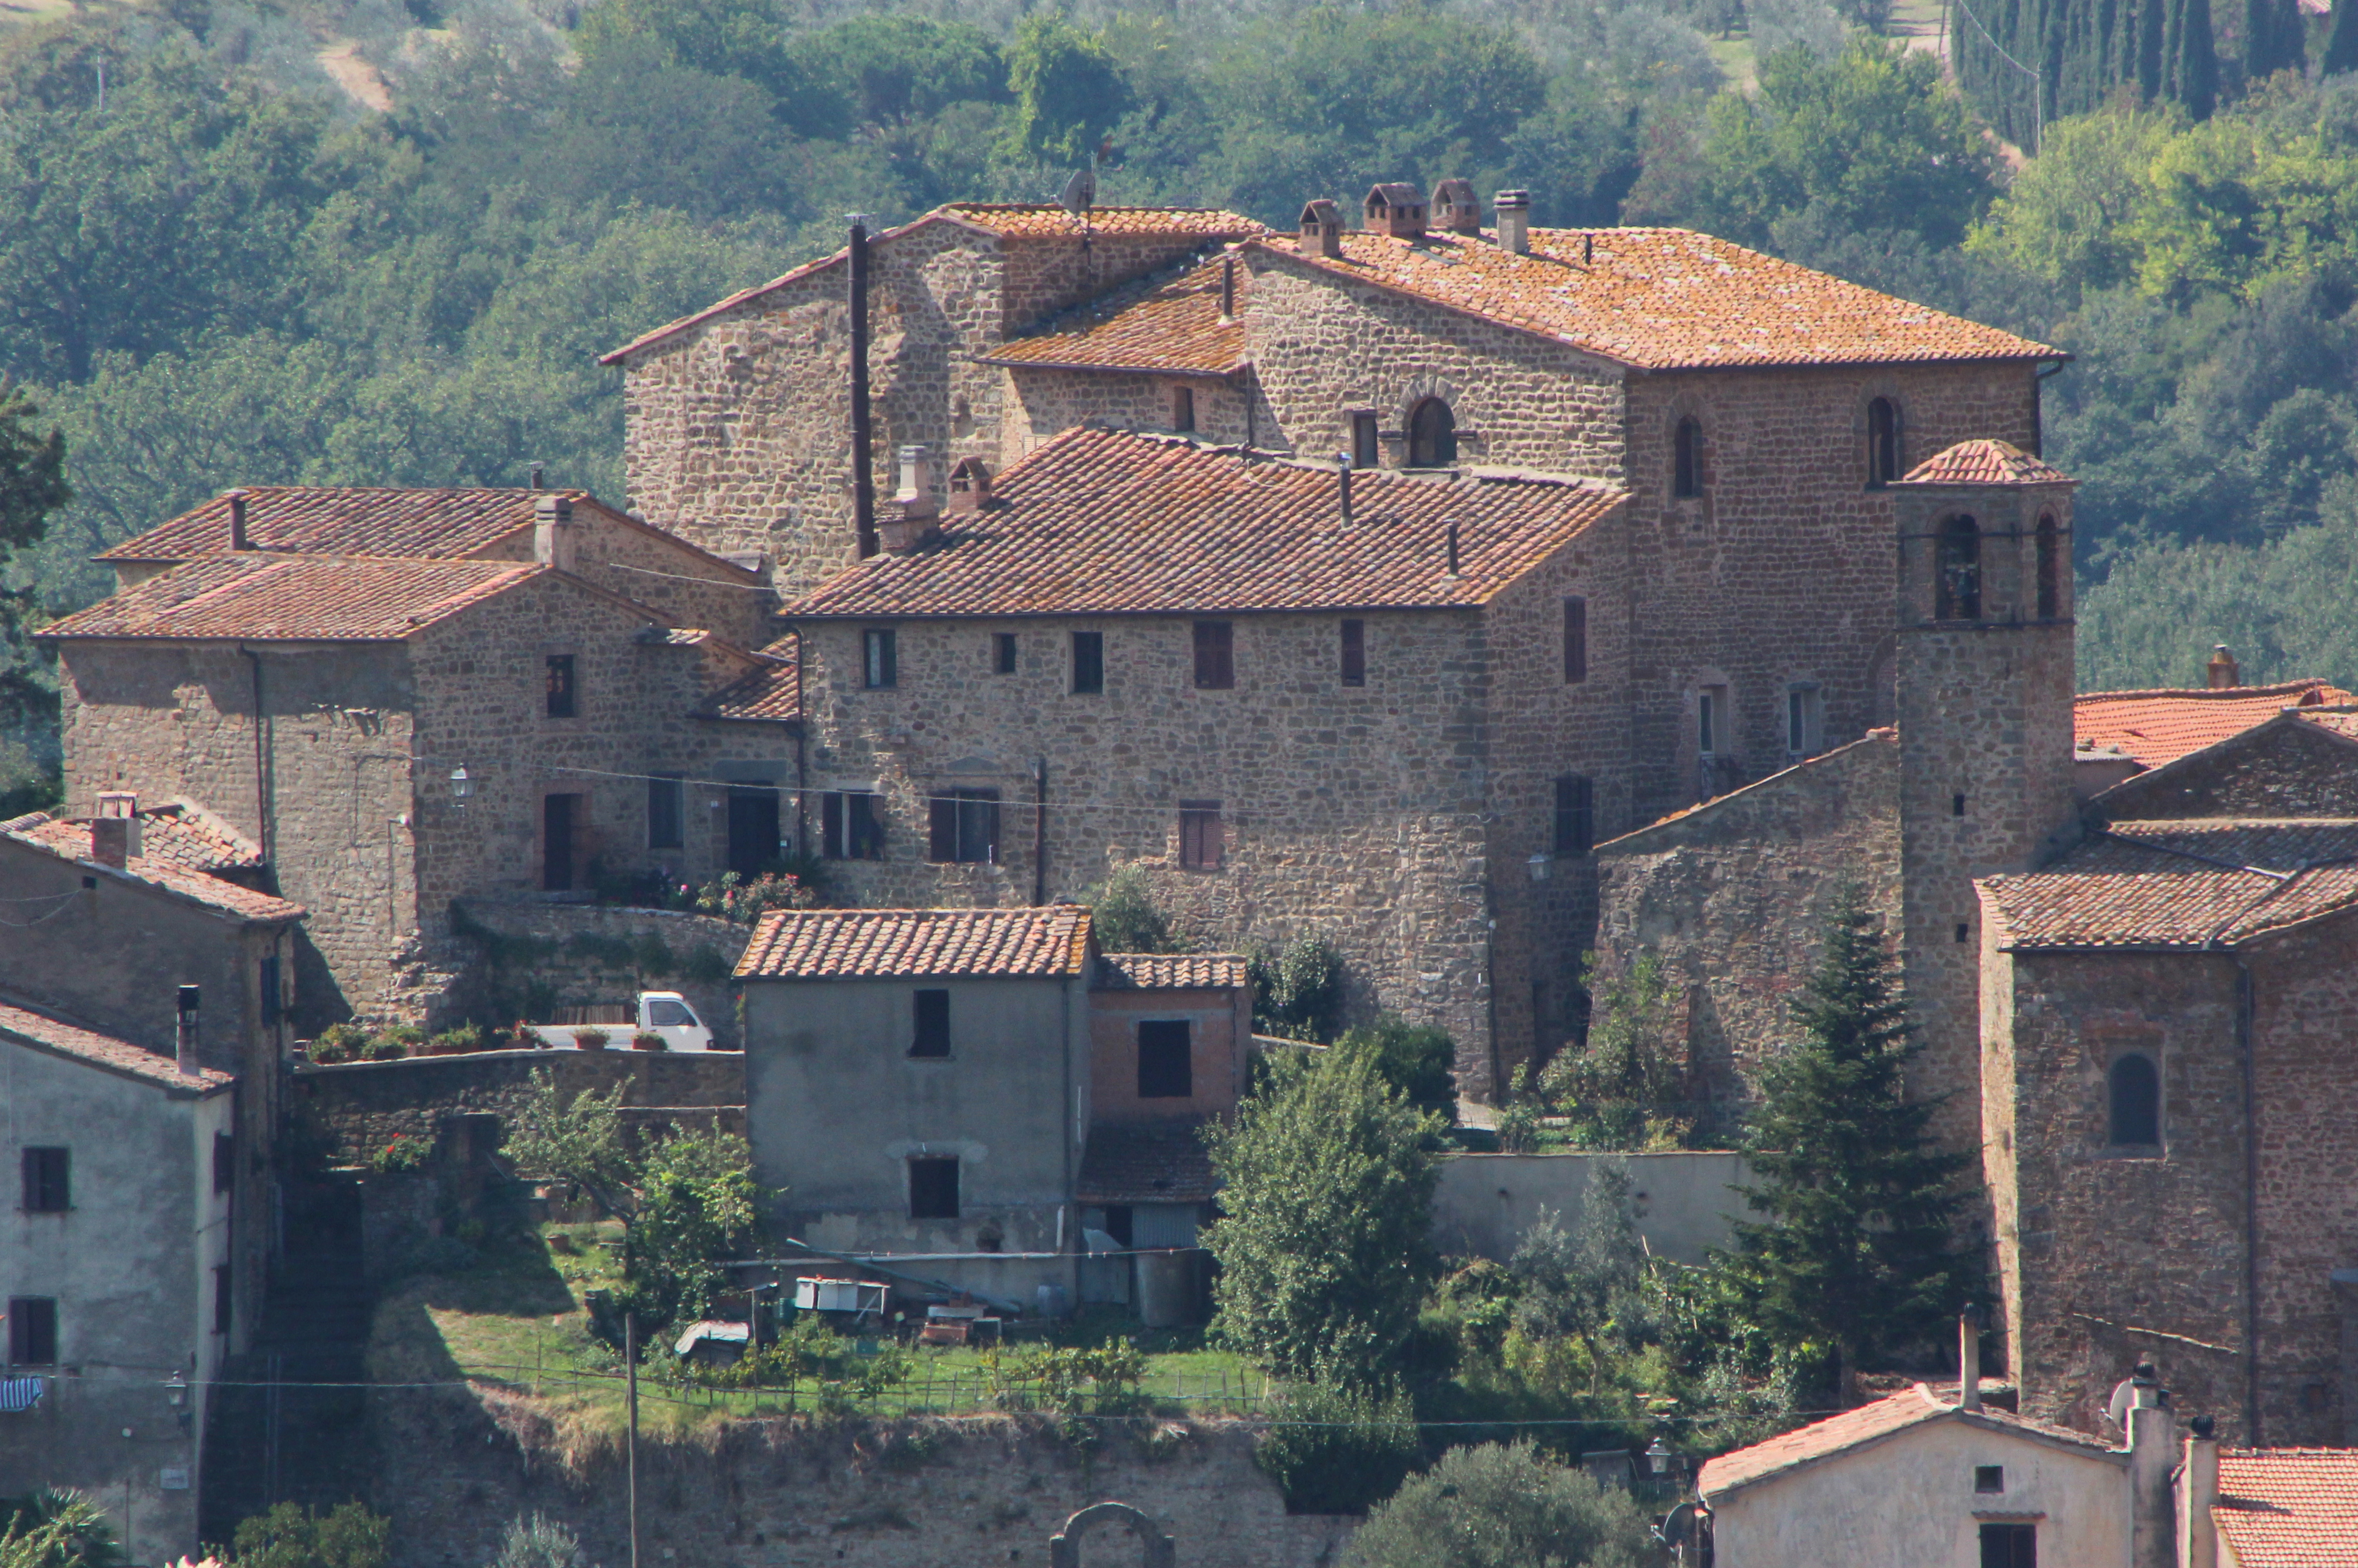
626,1310,641,1568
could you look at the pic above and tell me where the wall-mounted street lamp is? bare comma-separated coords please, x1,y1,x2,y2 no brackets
1645,1437,1673,1478
1527,853,1552,883
450,765,474,802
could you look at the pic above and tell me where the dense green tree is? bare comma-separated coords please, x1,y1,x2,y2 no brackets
1723,886,1976,1405
1004,10,1130,169
2329,0,2358,74
1080,864,1186,954
1201,1050,1441,1390
1334,1014,1459,1125
1247,932,1347,1042
1340,1442,1654,1568
224,1502,391,1568
1251,1380,1420,1516
1967,100,2189,295
1537,954,1691,1150
793,14,1007,129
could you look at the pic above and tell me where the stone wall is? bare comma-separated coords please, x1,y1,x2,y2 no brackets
1001,368,1255,459
1432,1150,1753,1265
469,504,777,648
367,1391,1354,1568
437,898,752,1044
2096,717,2358,819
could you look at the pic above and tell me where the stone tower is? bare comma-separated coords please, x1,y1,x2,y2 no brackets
1891,441,2080,1150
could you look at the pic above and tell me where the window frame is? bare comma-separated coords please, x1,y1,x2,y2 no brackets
927,789,1001,864
1351,412,1380,470
907,1157,960,1220
1408,398,1458,468
1172,385,1196,433
1937,515,1982,621
213,1264,232,1337
6,1296,56,1366
213,1132,236,1197
821,790,885,861
2107,1052,2161,1148
2036,514,2062,620
1867,397,1901,488
1178,801,1225,870
1339,619,1366,687
1072,630,1105,695
20,1147,68,1213
544,654,577,720
1192,621,1235,690
862,628,899,690
1136,1019,1195,1099
911,989,951,1059
647,775,685,851
1553,776,1594,857
1672,417,1704,499
994,632,1019,675
1786,682,1823,758
1978,1521,2036,1568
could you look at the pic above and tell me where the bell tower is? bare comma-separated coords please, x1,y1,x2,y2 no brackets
1891,440,2080,1150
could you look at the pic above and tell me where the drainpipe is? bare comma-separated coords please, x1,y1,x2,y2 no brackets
238,645,271,870
1033,757,1048,904
848,217,877,560
2235,951,2261,1442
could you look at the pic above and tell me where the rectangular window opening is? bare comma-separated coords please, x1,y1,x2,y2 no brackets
21,1148,68,1213
213,1133,236,1197
1955,793,1968,817
1698,688,1726,755
822,791,885,860
1072,631,1105,695
1957,922,1971,944
863,628,898,689
544,654,577,719
994,632,1018,674
1137,1020,1194,1099
1553,777,1594,857
1979,1522,2036,1568
1351,412,1380,469
1786,683,1822,757
911,989,951,1058
213,1265,232,1337
648,776,685,851
908,1157,960,1220
7,1297,56,1365
1340,620,1366,686
1172,386,1196,432
1179,801,1224,870
1974,1466,2006,1494
1563,597,1588,684
928,789,1001,864
1193,621,1235,690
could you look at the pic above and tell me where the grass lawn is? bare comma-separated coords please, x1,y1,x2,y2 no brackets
367,1221,1267,1437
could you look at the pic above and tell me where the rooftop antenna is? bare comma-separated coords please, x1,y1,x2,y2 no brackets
1058,166,1096,217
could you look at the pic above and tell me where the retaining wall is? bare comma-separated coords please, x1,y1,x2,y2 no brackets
444,897,754,1050
1432,1150,1753,1265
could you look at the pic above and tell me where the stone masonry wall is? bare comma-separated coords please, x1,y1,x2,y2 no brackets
1594,733,1903,1126
2097,718,2358,819
470,508,776,649
1001,368,1255,461
368,1392,1353,1568
442,896,752,1047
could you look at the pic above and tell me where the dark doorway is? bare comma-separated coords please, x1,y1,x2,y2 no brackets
1408,398,1456,467
543,794,577,891
727,788,780,878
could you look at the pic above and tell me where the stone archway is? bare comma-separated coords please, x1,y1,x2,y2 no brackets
1047,1501,1176,1568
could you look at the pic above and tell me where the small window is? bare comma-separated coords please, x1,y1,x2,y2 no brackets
545,655,577,719
1954,793,1967,817
1937,516,1982,620
213,1265,232,1336
927,789,1000,864
1974,1466,2006,1494
1408,398,1457,467
1563,597,1588,684
1698,687,1726,755
1172,386,1196,432
1137,1020,1193,1098
2036,514,2061,620
863,628,898,689
647,998,695,1027
1340,620,1366,686
1868,397,1901,488
1193,621,1235,690
995,633,1019,674
2108,1053,2160,1146
213,1133,235,1197
1179,801,1224,870
260,953,282,1026
21,1148,67,1213
908,1157,960,1219
1351,412,1380,469
822,791,885,861
1979,1521,2036,1568
7,1297,56,1365
1553,777,1594,857
1072,631,1105,694
1787,684,1821,757
1956,922,1971,944
911,989,951,1058
1673,417,1703,498
648,776,684,850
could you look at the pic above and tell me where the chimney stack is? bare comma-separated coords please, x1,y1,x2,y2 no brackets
1363,183,1428,239
1298,200,1344,259
1445,519,1460,577
1219,255,1237,323
1433,178,1481,235
227,489,252,551
534,494,576,573
176,984,201,1076
2127,1375,2176,1568
92,791,140,868
530,463,545,490
2207,645,2240,689
1958,1305,1985,1412
880,445,938,553
2179,1415,2219,1568
1494,190,1531,255
947,456,992,515
1337,453,1354,526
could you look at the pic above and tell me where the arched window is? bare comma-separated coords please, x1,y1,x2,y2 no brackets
1867,397,1900,487
1408,398,1457,467
2036,514,2061,620
2108,1053,2160,1147
1673,417,1703,498
1936,515,1981,620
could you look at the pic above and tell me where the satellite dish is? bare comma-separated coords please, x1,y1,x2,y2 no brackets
1657,1502,1705,1547
1058,166,1095,215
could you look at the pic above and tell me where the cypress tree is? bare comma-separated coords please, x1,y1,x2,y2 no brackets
2139,0,2168,97
1724,887,1976,1407
2326,0,2358,74
2180,0,2219,115
2281,0,2309,70
2244,0,2278,81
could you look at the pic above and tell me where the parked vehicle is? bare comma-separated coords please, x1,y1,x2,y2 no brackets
524,992,720,1052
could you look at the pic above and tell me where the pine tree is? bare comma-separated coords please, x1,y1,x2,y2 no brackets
2326,0,2358,74
1725,886,1976,1406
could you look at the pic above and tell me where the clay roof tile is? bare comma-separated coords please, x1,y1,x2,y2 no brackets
1093,953,1248,990
735,906,1092,979
2214,1449,2358,1567
2074,681,2356,770
0,998,234,1093
1981,821,2358,950
1898,439,2076,486
41,554,544,643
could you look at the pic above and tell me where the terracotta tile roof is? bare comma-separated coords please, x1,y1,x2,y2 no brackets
698,657,800,722
736,906,1092,979
1249,227,2057,371
1699,1385,2116,1499
1093,953,1247,990
0,816,305,923
41,554,543,643
13,804,261,875
2075,682,2356,770
786,427,1620,619
97,487,573,564
0,997,234,1093
602,206,1265,365
1899,439,2074,486
983,257,1247,375
1076,1122,1218,1203
2215,1449,2358,1567
1982,821,2358,950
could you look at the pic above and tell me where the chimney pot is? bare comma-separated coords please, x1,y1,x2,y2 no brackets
1433,178,1481,235
1298,200,1344,259
227,489,252,551
1959,1305,1985,1412
1363,183,1428,239
879,445,938,552
530,463,545,489
947,457,992,515
176,984,200,1075
92,792,140,868
2207,644,2240,689
1337,454,1354,526
534,494,576,572
1494,190,1531,255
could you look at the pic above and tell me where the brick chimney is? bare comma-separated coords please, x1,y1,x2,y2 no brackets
227,489,253,551
534,494,576,574
1432,178,1481,235
176,984,201,1076
880,444,938,553
1298,200,1343,258
947,456,992,516
1364,182,1427,239
2206,645,2240,689
91,791,141,867
1494,190,1531,255
2177,1415,2218,1568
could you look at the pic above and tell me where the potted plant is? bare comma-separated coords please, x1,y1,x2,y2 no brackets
631,1031,668,1052
573,1028,611,1051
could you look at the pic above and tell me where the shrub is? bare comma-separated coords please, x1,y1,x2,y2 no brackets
366,1135,431,1174
1333,1014,1458,1124
631,1032,667,1051
308,1023,367,1065
1081,864,1188,953
1494,1065,1543,1152
572,1029,611,1051
693,870,814,924
362,1037,407,1062
1539,954,1692,1150
224,1501,391,1568
1253,1380,1418,1515
1341,1441,1654,1568
489,1513,592,1568
425,1023,485,1056
1249,932,1347,1042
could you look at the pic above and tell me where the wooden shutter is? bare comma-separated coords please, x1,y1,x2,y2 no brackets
928,796,958,861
